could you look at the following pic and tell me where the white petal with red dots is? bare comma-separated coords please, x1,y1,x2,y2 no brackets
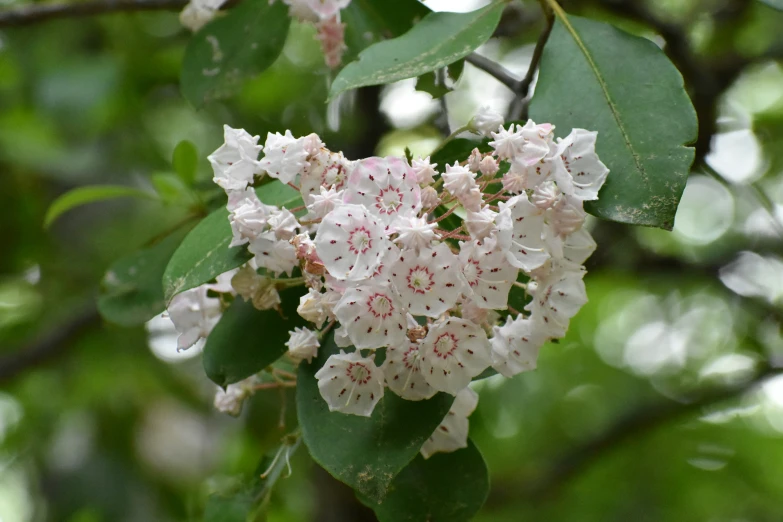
490,316,547,377
420,387,478,458
419,317,491,395
333,283,407,349
390,242,465,318
383,341,436,401
343,156,421,226
314,204,389,281
497,194,550,271
525,265,588,338
459,236,518,310
315,351,385,417
553,129,609,201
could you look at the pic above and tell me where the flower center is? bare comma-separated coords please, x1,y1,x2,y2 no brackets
367,293,394,318
375,187,403,215
348,226,373,255
323,164,346,190
402,346,421,370
346,362,371,384
433,333,458,359
462,259,482,288
406,266,434,294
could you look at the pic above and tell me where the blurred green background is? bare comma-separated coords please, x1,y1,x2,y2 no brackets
2,0,783,520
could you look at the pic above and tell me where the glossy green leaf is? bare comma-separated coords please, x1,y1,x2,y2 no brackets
297,334,454,503
162,207,251,302
330,2,506,100
162,183,302,302
151,173,191,205
180,0,290,108
44,185,154,228
172,140,199,185
97,227,191,326
367,441,490,522
341,0,430,60
203,287,307,387
529,13,697,230
430,137,491,167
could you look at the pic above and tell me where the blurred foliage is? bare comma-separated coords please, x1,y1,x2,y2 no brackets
1,0,783,521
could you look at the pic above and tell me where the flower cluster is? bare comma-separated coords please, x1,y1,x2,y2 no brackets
171,107,609,457
180,0,351,68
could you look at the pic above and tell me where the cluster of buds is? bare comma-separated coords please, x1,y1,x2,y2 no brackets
180,0,351,68
169,106,609,457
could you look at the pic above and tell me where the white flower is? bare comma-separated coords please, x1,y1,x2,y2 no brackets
411,156,438,185
496,194,550,271
297,288,328,328
442,162,477,198
479,156,499,178
467,148,482,172
230,265,280,310
286,327,320,363
526,265,588,338
459,235,518,310
267,208,300,240
300,150,352,205
383,341,436,401
393,215,439,253
547,194,586,237
502,163,528,194
228,194,276,247
490,316,548,377
343,156,421,226
516,120,555,166
531,180,560,210
420,387,478,458
560,227,597,265
333,283,407,349
390,242,465,318
314,204,389,281
259,130,310,184
552,129,609,201
464,206,498,242
471,106,505,137
489,124,526,160
307,186,345,220
213,376,256,416
179,0,226,31
248,236,298,276
460,299,499,326
167,286,223,350
458,187,484,213
283,0,351,21
419,317,491,395
315,350,385,417
208,125,263,191
420,186,441,209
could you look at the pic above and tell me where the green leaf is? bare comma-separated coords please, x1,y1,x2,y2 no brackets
203,287,307,387
97,227,191,326
162,183,302,302
341,0,431,60
297,334,454,503
330,2,506,100
366,441,490,522
44,185,154,228
151,172,191,205
162,207,251,302
180,0,291,108
529,13,697,230
203,494,253,522
172,140,199,185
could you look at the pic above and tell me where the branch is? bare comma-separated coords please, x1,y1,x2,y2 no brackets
522,364,782,500
0,306,101,384
465,52,522,93
0,0,194,27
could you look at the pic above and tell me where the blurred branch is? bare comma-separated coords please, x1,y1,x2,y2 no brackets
0,0,200,26
523,364,783,501
0,306,100,384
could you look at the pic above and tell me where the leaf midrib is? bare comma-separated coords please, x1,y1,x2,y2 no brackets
548,1,647,182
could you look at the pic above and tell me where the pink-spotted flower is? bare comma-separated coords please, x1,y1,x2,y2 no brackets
315,350,385,417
